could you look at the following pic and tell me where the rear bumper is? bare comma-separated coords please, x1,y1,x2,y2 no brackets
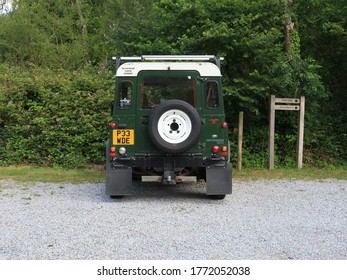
106,153,232,196
110,154,227,171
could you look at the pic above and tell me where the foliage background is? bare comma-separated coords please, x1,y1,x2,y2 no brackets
0,0,346,168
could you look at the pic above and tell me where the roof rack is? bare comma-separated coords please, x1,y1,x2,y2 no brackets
112,55,224,71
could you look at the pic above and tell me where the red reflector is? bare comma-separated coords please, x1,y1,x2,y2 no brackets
221,122,227,129
110,153,116,157
111,122,116,129
212,146,219,154
222,151,228,157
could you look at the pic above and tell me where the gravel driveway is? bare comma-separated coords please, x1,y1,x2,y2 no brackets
0,179,346,260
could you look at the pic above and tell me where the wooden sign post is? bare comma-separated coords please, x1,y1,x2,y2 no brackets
237,111,244,171
269,95,305,169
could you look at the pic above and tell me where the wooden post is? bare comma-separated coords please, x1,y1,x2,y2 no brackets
297,96,305,169
237,111,244,171
269,95,276,170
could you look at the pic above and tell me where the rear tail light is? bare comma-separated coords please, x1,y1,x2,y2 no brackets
110,122,116,129
110,146,116,157
221,122,228,129
222,146,228,157
212,146,219,154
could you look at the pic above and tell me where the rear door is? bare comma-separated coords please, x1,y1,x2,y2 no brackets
135,70,200,155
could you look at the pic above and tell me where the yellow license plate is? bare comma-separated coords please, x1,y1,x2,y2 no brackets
113,129,134,145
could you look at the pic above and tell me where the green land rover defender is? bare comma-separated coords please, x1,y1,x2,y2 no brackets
106,55,232,199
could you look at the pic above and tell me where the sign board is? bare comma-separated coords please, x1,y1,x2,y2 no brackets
269,95,305,169
274,105,300,111
275,98,300,104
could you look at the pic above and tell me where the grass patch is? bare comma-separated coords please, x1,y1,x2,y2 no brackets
0,165,346,183
234,167,347,180
0,165,105,183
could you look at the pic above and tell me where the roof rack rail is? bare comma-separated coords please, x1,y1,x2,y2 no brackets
112,55,224,71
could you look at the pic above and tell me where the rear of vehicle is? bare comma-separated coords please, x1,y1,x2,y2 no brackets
106,55,232,199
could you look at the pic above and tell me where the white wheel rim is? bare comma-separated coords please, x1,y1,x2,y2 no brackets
157,109,192,144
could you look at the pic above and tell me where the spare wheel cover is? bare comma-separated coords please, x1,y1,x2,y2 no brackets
148,100,201,153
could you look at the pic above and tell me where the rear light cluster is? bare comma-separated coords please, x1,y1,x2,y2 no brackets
110,146,127,157
110,122,117,157
209,121,228,156
212,145,228,157
109,122,128,157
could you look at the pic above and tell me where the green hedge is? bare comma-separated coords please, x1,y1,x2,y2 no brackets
1,64,344,169
0,64,113,167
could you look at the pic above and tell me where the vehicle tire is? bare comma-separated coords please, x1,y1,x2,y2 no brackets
208,195,226,200
148,100,201,153
110,195,124,199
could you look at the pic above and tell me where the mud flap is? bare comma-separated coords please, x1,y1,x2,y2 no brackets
105,141,133,196
106,165,133,196
206,162,232,195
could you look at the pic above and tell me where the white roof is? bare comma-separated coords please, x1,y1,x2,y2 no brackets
116,62,222,77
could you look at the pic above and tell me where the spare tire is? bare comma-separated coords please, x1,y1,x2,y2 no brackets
148,100,201,153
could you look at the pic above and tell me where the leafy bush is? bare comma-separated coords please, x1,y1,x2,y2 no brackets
0,64,113,167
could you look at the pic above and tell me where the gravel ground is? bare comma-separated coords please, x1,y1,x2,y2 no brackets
0,178,346,260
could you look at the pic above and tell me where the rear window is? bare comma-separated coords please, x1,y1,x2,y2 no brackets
205,81,219,109
118,81,133,109
142,76,196,108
